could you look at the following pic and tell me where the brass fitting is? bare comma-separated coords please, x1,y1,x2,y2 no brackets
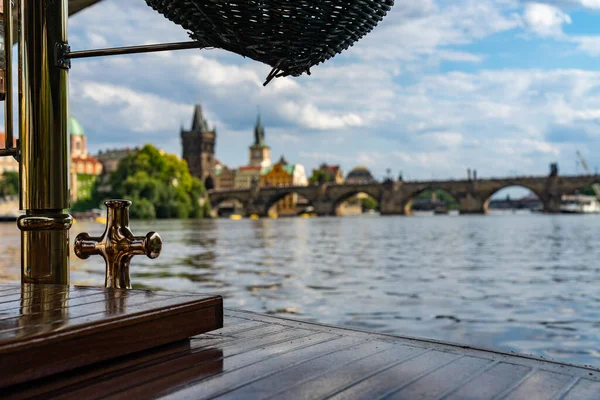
74,200,162,289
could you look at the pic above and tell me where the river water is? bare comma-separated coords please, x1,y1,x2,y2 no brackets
1,213,599,368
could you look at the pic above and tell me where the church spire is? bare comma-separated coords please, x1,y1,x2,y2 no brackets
254,113,266,147
191,104,208,132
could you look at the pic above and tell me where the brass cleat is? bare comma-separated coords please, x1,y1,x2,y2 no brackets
74,200,162,289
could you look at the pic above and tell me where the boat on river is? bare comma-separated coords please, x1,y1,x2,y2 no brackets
0,0,599,398
560,195,600,214
434,206,449,215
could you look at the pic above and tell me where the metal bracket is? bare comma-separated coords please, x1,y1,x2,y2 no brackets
0,139,19,162
0,147,19,160
55,42,71,70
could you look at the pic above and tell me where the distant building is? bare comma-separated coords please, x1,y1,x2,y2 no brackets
312,164,344,184
97,148,138,175
249,115,271,168
69,117,103,176
235,165,261,189
214,161,236,191
181,104,216,190
68,117,103,203
346,166,376,184
95,147,139,193
233,114,273,190
261,156,308,215
0,133,18,175
261,156,308,187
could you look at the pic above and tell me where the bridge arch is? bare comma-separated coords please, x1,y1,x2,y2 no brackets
331,189,381,216
482,184,545,213
209,195,248,217
402,187,460,215
264,190,314,217
210,194,248,209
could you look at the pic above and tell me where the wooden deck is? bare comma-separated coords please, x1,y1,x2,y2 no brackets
4,307,600,399
0,284,222,389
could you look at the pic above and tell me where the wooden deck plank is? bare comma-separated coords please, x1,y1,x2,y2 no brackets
246,311,600,381
2,300,600,399
385,356,493,399
198,320,270,338
0,284,223,389
117,332,340,400
2,341,199,400
0,291,143,324
328,351,460,400
0,291,124,317
215,340,398,399
0,292,178,340
269,344,427,400
0,287,71,306
46,329,326,400
443,362,533,400
192,323,288,346
563,379,600,400
502,370,580,400
3,319,290,399
0,284,20,291
158,335,366,399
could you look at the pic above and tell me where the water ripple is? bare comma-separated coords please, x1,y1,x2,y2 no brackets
1,214,599,367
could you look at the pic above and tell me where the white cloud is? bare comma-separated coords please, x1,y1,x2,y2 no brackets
353,0,520,62
66,0,600,180
523,3,572,37
578,0,600,7
547,0,600,9
419,132,464,148
279,102,364,130
520,2,600,58
71,81,191,133
272,133,301,144
574,36,600,56
299,152,349,162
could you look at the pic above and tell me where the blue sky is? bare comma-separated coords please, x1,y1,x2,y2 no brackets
66,0,600,183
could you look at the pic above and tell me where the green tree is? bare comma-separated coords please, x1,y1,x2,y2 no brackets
361,196,379,211
0,171,19,196
310,170,331,185
417,189,459,210
580,186,597,196
97,144,209,219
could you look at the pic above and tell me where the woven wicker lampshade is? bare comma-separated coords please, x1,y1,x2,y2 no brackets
145,0,394,85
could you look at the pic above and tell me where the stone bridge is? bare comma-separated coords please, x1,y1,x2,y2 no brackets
208,174,600,216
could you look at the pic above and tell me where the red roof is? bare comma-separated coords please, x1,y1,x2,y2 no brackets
238,165,261,171
72,155,102,165
0,133,18,150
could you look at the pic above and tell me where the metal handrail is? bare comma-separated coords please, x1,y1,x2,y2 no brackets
64,41,201,60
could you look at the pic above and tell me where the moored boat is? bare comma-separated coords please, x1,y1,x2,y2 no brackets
560,194,600,214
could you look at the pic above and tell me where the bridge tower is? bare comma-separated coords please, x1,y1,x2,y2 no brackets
249,114,271,168
181,105,216,190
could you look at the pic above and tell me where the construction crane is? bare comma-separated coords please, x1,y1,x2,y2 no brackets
576,150,600,198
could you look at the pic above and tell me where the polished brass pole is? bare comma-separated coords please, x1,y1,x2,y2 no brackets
17,0,72,284
3,0,14,153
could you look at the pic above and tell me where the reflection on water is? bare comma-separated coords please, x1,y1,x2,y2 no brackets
1,214,600,367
